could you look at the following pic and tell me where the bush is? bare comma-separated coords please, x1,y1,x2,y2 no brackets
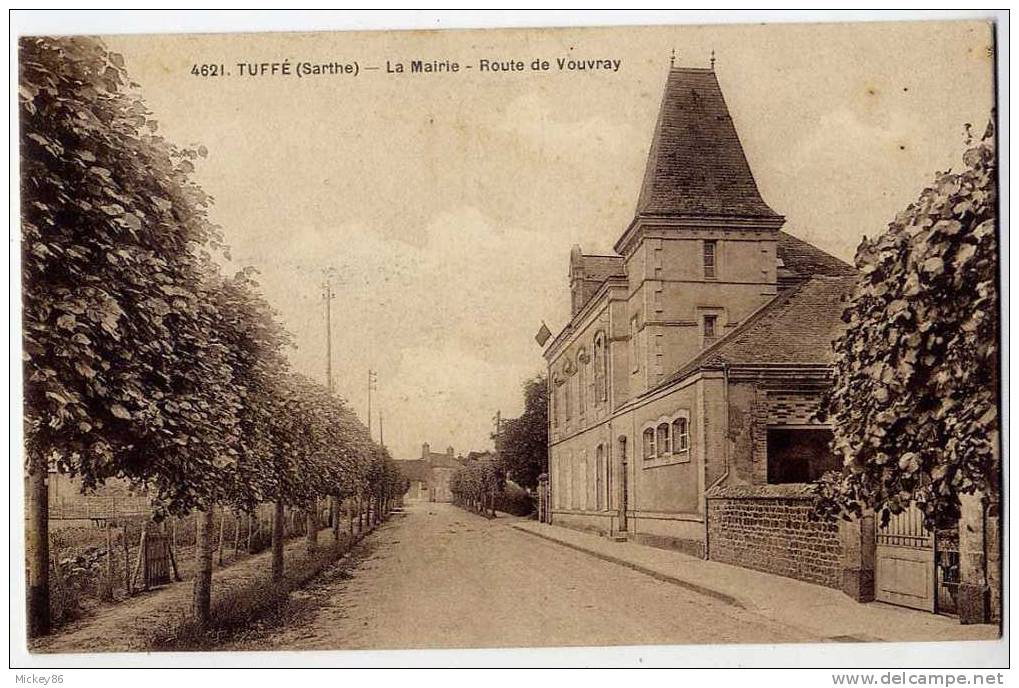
495,482,535,517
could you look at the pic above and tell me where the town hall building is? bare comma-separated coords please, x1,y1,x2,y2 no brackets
543,63,999,625
544,63,864,591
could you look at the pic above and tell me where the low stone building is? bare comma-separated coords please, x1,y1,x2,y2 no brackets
397,460,431,502
400,443,463,503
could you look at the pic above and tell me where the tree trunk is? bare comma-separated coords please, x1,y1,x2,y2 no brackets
246,511,254,553
132,523,148,591
331,495,341,544
233,510,241,557
26,461,50,637
166,521,182,582
217,508,226,566
305,504,318,553
272,500,285,582
192,508,214,625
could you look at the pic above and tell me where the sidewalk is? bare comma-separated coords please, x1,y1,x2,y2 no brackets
512,520,999,643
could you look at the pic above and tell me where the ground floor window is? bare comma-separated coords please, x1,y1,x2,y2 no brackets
766,427,840,484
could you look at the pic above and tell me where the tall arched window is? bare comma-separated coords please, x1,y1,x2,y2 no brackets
576,349,586,416
562,363,572,420
595,444,605,510
565,452,573,509
672,416,690,452
593,331,607,404
642,427,656,459
657,422,671,455
550,375,558,428
578,450,588,510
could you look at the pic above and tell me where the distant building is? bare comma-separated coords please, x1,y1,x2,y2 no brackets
398,443,464,503
397,460,431,502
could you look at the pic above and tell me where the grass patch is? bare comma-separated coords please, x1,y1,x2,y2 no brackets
146,532,373,651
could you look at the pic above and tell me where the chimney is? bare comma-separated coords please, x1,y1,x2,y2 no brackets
422,442,430,461
447,446,454,458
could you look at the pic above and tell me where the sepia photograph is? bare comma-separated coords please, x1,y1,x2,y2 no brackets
10,10,1006,673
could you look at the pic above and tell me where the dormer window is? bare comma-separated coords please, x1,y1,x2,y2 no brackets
703,240,717,279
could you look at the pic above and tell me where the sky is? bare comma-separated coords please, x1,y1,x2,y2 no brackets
104,20,994,461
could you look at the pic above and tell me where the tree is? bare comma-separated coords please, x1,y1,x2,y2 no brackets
496,375,548,490
20,36,239,635
814,122,998,529
449,454,504,517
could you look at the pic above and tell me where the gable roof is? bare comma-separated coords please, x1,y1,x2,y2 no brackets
650,275,858,393
635,67,779,220
396,459,430,482
427,452,461,469
777,231,856,278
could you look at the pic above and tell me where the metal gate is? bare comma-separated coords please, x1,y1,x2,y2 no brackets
935,526,960,616
875,504,935,612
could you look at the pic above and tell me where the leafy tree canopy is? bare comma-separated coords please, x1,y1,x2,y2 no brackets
495,375,548,490
21,36,239,513
814,122,998,529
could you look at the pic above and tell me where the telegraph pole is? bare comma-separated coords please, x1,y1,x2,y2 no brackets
379,411,384,448
367,369,377,438
322,277,336,393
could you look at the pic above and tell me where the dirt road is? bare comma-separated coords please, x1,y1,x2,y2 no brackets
238,502,815,650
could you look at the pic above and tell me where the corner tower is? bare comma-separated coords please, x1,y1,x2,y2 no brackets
616,64,785,393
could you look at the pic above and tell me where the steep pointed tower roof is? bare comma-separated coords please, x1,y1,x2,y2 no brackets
635,66,779,220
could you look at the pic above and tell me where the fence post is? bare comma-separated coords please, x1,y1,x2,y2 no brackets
123,521,133,595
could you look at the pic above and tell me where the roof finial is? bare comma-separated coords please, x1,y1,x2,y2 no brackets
710,49,716,70
670,48,675,68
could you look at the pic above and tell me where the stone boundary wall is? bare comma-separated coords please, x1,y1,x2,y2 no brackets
706,484,841,589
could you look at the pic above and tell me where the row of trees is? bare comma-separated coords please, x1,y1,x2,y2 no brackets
449,455,505,518
449,375,549,516
21,36,407,637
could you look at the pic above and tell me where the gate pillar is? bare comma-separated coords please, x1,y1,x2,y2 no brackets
537,473,549,523
839,512,875,602
958,492,997,624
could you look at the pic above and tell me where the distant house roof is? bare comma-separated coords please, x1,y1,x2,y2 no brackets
427,452,461,469
635,67,780,220
650,275,858,393
396,459,430,482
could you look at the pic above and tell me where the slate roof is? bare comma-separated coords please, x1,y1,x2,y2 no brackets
426,452,461,469
578,254,626,283
635,68,779,220
651,275,858,393
396,459,430,483
777,231,856,278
